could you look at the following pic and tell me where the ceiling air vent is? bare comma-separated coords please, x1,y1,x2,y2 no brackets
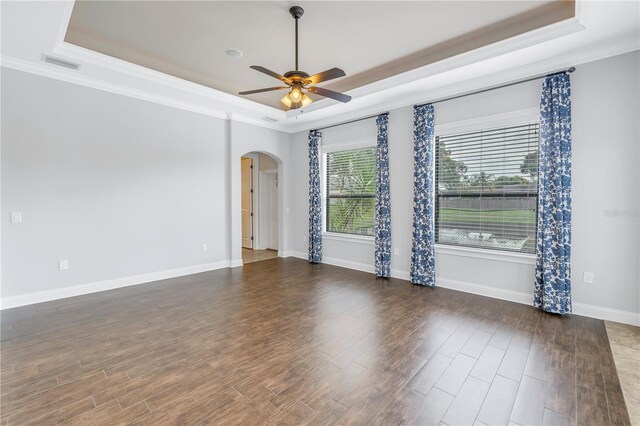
42,55,80,71
262,117,278,123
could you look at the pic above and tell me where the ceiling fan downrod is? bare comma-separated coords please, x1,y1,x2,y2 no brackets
289,6,304,71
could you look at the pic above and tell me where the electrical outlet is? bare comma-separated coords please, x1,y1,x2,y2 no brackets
394,247,399,256
583,272,594,284
11,212,22,223
202,243,208,252
58,260,68,271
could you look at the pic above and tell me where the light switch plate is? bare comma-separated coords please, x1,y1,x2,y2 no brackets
59,260,68,271
583,272,594,284
11,212,22,223
202,243,208,252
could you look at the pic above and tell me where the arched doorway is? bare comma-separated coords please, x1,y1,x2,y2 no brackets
240,152,280,264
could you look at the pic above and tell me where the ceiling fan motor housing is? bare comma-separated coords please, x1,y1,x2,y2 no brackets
284,70,310,83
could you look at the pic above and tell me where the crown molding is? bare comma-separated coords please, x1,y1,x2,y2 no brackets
52,42,290,125
54,1,75,49
44,1,586,133
1,55,228,120
283,36,640,134
0,55,293,132
53,42,285,119
287,16,585,119
2,0,638,134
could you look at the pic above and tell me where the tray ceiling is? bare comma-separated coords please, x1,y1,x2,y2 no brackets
64,1,574,109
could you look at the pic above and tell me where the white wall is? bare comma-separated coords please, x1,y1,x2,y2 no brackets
289,51,640,325
0,68,292,307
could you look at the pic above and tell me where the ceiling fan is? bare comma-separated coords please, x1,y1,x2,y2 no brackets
239,6,352,110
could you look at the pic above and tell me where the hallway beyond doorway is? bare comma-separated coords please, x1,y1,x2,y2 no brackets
242,248,278,264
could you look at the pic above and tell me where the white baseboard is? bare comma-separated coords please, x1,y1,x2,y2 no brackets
391,269,411,281
282,252,640,327
323,256,375,274
229,259,244,268
0,260,233,310
288,252,377,276
436,277,533,306
573,302,640,327
7,254,637,327
288,251,307,260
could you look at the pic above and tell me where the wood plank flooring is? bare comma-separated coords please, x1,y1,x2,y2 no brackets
0,258,631,425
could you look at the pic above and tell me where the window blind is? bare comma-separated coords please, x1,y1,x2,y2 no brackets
435,123,539,254
325,147,376,236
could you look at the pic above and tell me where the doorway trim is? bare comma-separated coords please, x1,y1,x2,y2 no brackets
258,168,278,250
240,154,260,250
232,149,285,265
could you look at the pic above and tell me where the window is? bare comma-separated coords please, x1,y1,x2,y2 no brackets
325,146,376,236
435,123,539,254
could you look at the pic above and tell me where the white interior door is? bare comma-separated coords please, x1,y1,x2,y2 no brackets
268,173,278,250
241,157,253,249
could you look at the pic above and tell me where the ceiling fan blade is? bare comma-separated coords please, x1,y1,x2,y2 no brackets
305,67,346,85
307,86,352,103
239,86,288,95
250,66,292,84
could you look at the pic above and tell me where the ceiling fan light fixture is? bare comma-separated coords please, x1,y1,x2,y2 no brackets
300,93,312,107
281,90,312,109
289,86,302,101
280,93,293,108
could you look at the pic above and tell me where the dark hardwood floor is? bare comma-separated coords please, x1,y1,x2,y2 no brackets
0,258,630,425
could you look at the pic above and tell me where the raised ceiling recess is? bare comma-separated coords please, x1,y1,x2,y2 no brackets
65,1,575,109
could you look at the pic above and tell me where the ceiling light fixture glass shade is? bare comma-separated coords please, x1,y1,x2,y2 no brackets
280,93,293,108
281,89,313,109
290,85,302,101
300,93,312,107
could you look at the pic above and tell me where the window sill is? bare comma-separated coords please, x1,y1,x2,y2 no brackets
435,244,536,265
319,235,535,264
322,232,374,245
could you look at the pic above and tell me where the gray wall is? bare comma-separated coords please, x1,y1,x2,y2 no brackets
571,51,639,316
1,67,292,303
289,51,640,320
2,51,638,322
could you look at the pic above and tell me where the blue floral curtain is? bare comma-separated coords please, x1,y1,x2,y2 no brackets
534,73,572,314
410,104,436,286
308,130,323,263
375,113,391,277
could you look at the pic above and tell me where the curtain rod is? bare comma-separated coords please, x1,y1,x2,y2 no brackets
417,66,575,108
312,112,388,132
311,66,575,132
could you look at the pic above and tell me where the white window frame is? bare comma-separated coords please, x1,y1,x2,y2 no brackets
321,137,377,242
433,108,539,262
